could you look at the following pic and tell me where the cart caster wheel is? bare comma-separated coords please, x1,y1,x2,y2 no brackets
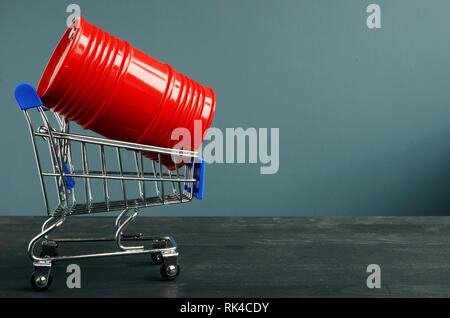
30,272,52,291
160,264,180,281
151,252,163,264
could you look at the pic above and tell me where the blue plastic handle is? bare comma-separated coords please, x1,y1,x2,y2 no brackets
14,82,45,110
186,159,206,200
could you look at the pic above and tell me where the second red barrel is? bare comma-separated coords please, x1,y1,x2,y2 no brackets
37,16,216,168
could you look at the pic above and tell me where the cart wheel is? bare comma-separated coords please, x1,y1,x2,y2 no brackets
30,272,52,291
160,264,180,281
151,252,163,264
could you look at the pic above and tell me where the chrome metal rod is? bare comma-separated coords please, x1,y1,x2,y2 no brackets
151,160,160,198
48,235,173,243
115,208,130,227
134,152,144,200
39,109,65,207
140,152,146,203
175,164,183,201
158,153,165,203
115,209,144,250
116,148,127,208
81,142,92,211
41,172,194,183
100,145,109,209
34,131,198,157
33,246,177,262
24,111,51,215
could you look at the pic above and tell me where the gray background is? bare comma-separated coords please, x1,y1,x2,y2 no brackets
1,0,450,216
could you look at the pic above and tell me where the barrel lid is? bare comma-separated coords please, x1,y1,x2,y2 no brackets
36,17,83,105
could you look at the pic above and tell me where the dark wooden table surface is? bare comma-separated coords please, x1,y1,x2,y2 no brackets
0,216,449,297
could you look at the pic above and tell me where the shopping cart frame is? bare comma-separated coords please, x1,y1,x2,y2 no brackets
14,83,206,290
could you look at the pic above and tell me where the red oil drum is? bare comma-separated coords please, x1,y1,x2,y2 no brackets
37,16,216,168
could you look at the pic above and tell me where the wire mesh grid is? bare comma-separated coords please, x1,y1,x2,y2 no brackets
24,107,198,216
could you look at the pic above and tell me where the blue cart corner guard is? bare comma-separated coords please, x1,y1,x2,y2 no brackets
14,82,48,111
186,159,206,200
14,83,43,110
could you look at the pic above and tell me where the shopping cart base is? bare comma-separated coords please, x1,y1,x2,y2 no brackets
28,208,181,290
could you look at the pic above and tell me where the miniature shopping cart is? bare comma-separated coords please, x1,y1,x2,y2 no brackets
14,83,206,290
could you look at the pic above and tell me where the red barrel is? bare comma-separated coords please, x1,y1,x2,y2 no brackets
37,16,216,168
